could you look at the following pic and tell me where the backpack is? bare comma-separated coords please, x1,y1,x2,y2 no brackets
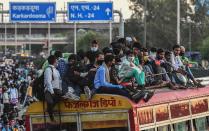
32,66,54,101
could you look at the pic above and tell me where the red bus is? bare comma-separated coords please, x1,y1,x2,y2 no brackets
25,86,209,131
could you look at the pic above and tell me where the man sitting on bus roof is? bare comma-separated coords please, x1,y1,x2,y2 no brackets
171,45,202,87
86,40,100,66
92,55,132,99
54,50,66,79
150,48,186,89
118,50,145,89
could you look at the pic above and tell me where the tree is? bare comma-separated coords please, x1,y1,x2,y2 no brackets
190,0,209,50
199,36,209,59
128,0,193,49
76,30,109,52
127,0,209,61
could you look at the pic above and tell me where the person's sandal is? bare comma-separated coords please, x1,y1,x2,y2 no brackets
84,86,92,100
132,91,146,103
168,82,177,90
143,90,155,102
196,83,205,88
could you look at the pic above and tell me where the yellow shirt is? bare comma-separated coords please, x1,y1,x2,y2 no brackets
27,86,33,97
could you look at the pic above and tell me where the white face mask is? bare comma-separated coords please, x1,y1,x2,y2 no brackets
128,57,134,62
91,47,98,52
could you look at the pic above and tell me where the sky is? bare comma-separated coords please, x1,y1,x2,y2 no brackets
1,0,132,19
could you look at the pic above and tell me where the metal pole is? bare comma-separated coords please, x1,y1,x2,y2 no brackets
4,23,7,55
144,0,147,47
109,21,112,43
64,2,66,23
1,3,3,23
114,10,124,38
15,23,17,54
121,19,124,38
189,22,192,56
48,23,51,55
74,22,77,54
29,23,31,55
177,0,180,45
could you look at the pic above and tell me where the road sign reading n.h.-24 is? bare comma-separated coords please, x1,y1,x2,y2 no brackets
10,2,56,22
68,2,113,22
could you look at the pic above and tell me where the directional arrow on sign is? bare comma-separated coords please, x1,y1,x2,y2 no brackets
105,8,111,16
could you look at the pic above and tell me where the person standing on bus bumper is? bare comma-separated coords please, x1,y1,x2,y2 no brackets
91,55,131,99
44,55,63,122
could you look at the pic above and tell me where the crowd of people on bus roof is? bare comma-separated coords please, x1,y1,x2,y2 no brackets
40,38,204,122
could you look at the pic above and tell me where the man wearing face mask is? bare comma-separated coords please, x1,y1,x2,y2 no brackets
44,55,63,122
118,50,145,88
86,52,104,71
63,54,91,99
54,50,66,79
92,55,131,99
110,56,122,85
85,52,104,92
154,49,172,82
149,49,182,89
86,40,100,65
171,45,202,87
180,46,189,66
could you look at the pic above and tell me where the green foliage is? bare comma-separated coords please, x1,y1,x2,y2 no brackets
128,0,209,54
52,45,66,51
77,30,97,51
128,0,191,49
33,57,45,69
77,30,109,51
199,36,209,59
29,45,42,54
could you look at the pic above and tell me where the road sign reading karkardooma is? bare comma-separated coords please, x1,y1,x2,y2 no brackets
10,2,56,22
68,2,113,21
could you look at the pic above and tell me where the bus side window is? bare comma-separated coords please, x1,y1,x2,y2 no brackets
142,129,154,131
157,125,169,131
194,117,207,131
31,114,78,131
173,121,189,131
80,112,129,131
207,116,209,127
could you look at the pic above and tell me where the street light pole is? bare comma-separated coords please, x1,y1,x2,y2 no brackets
15,23,17,54
0,3,3,23
4,23,7,55
29,23,31,55
48,23,51,56
177,0,180,45
189,22,192,53
144,0,147,47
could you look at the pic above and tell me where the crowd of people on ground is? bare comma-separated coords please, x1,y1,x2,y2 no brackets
0,58,36,131
38,38,204,122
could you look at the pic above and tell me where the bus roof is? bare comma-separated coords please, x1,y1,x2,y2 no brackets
27,86,209,115
136,86,209,108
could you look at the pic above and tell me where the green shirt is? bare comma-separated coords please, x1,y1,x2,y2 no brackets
42,60,49,70
180,56,189,64
134,57,140,66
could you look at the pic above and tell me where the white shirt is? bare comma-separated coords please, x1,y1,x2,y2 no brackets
8,88,18,104
3,92,9,104
44,65,62,94
171,52,183,70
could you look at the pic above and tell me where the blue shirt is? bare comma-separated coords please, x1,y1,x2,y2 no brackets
94,65,121,89
57,58,66,78
2,127,12,131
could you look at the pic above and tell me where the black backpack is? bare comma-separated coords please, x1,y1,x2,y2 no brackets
33,66,54,101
